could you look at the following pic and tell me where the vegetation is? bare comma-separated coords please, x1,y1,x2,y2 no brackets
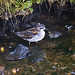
0,0,75,34
0,0,42,33
0,0,75,18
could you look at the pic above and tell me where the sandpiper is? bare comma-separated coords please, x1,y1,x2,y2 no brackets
15,23,47,45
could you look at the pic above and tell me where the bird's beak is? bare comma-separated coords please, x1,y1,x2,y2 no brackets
45,28,49,31
45,28,51,33
45,28,50,32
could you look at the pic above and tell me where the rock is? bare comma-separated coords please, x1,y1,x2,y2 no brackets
52,66,57,69
4,44,32,60
48,31,62,38
65,25,74,31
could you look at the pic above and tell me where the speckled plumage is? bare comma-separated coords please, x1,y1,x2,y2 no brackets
15,23,46,45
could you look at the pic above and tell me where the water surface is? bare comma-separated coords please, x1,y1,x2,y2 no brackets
0,13,75,75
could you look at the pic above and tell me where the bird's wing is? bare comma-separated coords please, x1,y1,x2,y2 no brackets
21,28,39,39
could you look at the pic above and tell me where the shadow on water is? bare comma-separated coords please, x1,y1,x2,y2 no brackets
0,12,75,75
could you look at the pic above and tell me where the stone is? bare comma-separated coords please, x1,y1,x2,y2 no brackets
4,44,32,60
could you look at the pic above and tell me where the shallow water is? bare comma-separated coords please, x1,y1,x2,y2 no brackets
0,13,75,75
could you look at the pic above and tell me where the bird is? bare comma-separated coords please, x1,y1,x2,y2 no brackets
15,23,47,45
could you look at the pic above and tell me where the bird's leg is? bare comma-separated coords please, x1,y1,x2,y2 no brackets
29,42,31,45
36,41,38,43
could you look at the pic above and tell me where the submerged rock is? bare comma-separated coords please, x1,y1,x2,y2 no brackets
29,46,44,63
48,31,62,38
4,44,32,60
